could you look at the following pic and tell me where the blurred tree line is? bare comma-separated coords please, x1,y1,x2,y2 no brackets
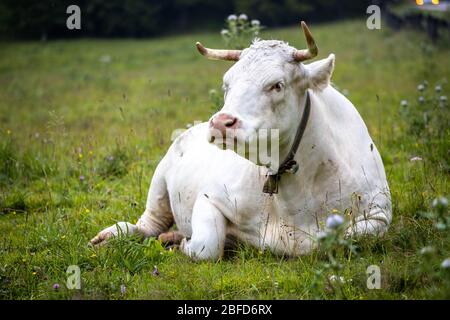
0,0,374,40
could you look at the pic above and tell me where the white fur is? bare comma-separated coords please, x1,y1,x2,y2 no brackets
91,40,391,260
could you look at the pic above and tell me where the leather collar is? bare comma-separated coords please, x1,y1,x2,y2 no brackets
263,90,311,194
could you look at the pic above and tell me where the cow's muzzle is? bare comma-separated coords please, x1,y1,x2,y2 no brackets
208,113,240,143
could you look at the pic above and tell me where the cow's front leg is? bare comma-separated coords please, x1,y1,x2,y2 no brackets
90,163,173,246
180,195,227,260
90,222,139,245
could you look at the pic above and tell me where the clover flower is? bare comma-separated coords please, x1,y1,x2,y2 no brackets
417,84,425,92
152,265,160,276
53,283,60,290
238,14,248,21
400,100,408,107
227,14,237,22
251,20,260,27
441,258,450,269
432,196,448,210
419,246,434,255
221,29,229,36
326,214,344,230
418,96,425,104
435,85,442,93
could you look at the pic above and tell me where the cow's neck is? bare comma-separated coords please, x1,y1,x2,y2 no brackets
275,89,336,200
263,90,312,194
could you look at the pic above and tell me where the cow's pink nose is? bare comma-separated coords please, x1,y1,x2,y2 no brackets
210,113,239,137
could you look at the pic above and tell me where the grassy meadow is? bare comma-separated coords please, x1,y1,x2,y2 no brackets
0,19,449,299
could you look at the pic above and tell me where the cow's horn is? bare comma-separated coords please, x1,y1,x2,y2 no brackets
293,21,318,62
196,42,241,61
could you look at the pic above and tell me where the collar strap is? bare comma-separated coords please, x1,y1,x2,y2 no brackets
263,90,311,194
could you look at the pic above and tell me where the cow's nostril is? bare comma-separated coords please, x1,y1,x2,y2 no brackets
225,117,237,128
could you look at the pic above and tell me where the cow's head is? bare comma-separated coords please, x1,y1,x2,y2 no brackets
197,22,335,168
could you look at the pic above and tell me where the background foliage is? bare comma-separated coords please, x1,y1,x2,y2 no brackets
0,0,373,39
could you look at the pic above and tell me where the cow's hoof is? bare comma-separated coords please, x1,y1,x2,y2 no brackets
90,231,114,246
89,222,137,246
158,231,184,246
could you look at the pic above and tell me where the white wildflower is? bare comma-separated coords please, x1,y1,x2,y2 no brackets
99,55,112,64
419,246,434,255
432,197,448,209
238,14,248,21
329,275,350,283
326,214,344,230
227,14,237,22
251,19,260,27
441,258,450,269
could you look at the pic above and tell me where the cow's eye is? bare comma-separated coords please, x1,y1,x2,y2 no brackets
270,82,284,92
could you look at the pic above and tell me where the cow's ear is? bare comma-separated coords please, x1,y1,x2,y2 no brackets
305,54,335,91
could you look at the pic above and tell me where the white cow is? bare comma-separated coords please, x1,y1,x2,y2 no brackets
91,22,391,260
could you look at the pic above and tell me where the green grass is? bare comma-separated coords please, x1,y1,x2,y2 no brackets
0,19,449,299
